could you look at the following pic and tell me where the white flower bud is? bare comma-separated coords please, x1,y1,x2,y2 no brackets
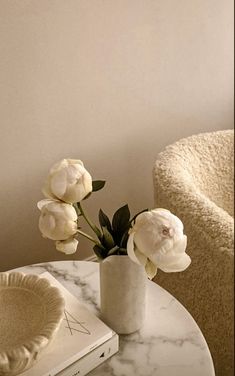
37,199,78,241
42,159,92,203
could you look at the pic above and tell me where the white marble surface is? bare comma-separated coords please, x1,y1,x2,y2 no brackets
13,261,215,376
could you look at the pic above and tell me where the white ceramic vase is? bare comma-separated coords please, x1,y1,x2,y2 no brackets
99,255,147,334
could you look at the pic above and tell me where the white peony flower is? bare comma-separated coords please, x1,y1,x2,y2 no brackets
42,159,92,204
37,199,78,241
127,208,191,279
55,237,79,254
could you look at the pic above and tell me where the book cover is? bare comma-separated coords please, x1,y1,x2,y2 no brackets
22,272,117,376
57,333,118,376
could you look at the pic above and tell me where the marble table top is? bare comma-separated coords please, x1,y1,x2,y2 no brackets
14,261,215,376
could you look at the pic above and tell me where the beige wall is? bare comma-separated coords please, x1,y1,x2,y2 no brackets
0,0,233,271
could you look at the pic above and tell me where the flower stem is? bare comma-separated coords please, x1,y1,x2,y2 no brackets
76,229,105,250
76,202,101,239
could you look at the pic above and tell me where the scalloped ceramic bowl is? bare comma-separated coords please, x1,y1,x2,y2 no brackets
0,272,65,376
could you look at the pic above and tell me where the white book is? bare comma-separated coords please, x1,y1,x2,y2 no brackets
57,333,118,376
22,272,118,376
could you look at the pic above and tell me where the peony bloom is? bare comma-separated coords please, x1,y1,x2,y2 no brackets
127,208,191,279
37,199,78,241
55,237,79,255
42,159,92,204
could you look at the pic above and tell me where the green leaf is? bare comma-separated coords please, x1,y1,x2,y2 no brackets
112,204,130,234
112,204,130,246
101,226,115,250
93,245,107,259
120,229,130,248
99,209,112,233
92,180,106,192
117,248,128,255
107,246,120,256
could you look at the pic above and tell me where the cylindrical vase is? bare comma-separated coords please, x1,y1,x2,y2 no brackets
99,255,146,334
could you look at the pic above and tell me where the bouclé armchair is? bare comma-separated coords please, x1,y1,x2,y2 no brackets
153,130,234,376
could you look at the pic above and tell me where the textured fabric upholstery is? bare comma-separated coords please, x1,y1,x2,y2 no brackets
153,130,234,376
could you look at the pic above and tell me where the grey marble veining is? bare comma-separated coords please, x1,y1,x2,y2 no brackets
14,261,215,376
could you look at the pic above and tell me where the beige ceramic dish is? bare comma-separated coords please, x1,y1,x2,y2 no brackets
0,272,65,376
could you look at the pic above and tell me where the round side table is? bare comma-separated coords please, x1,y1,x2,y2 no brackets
14,261,215,376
